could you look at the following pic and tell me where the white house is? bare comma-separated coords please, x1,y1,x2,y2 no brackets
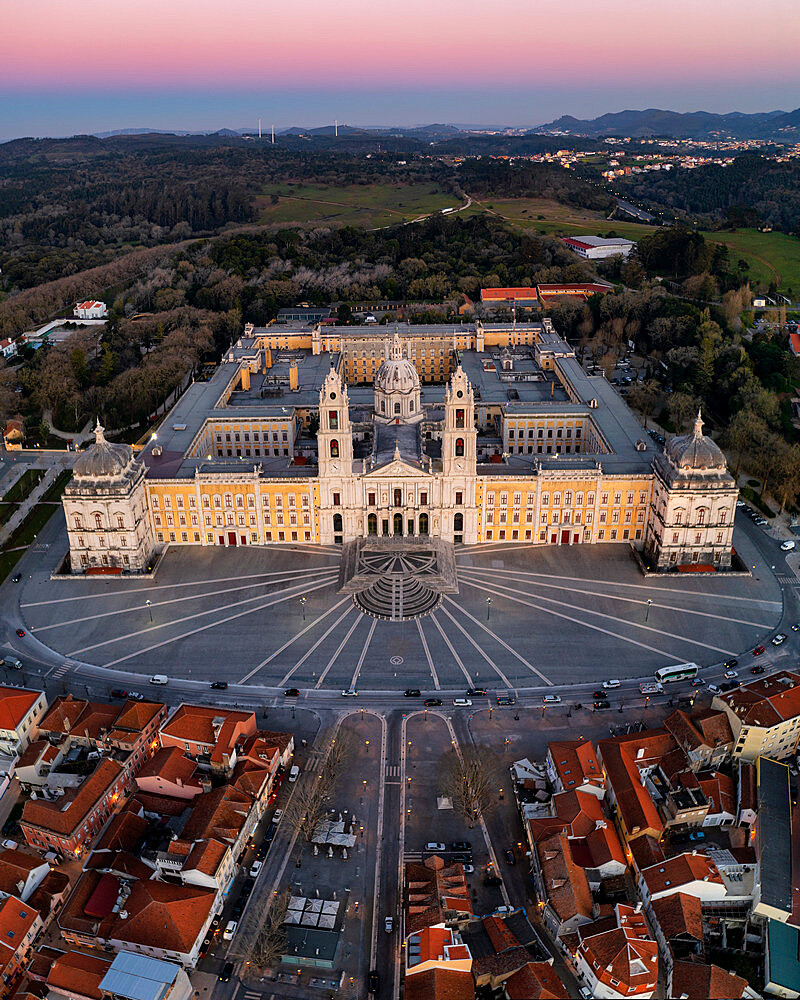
0,687,48,757
73,301,108,319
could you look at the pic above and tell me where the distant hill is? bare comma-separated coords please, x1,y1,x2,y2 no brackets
533,107,800,141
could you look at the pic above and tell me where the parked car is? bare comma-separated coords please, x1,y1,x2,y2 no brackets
781,540,796,551
453,698,472,707
149,674,168,685
218,962,234,983
467,687,486,696
1,839,17,851
126,692,144,701
594,700,611,710
425,842,446,852
708,684,722,694
494,905,515,914
724,669,738,679
223,920,237,940
404,689,421,697
504,849,516,865
462,864,475,874
424,698,443,706
367,971,380,994
210,681,228,689
288,764,300,782
484,875,503,887
451,841,471,851
384,916,393,933
542,694,562,704
272,809,284,824
249,860,262,878
496,695,516,706
341,688,358,697
110,688,129,699
603,679,621,689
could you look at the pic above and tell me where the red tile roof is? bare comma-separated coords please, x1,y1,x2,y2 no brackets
547,740,604,792
405,856,472,935
0,895,41,975
650,892,703,942
183,838,228,877
719,670,800,728
0,687,41,731
504,961,570,999
536,832,593,924
578,904,658,996
403,968,474,1000
671,959,749,999
0,848,48,897
598,731,675,839
159,705,255,749
47,950,112,1000
136,747,201,788
641,852,724,897
481,287,538,301
697,771,736,818
16,740,60,770
21,758,124,837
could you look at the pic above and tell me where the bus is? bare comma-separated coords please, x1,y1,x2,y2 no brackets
654,662,699,684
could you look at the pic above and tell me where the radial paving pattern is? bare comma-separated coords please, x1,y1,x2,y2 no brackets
18,529,783,691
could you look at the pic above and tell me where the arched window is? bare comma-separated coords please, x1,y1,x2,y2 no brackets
456,408,465,428
419,513,429,535
224,493,233,509
236,494,244,508
329,411,339,430
697,508,706,525
368,513,378,535
330,439,339,458
393,513,403,535
117,516,124,529
74,515,83,530
394,488,402,507
213,494,222,509
454,512,464,532
394,402,401,415
455,438,464,457
333,513,343,533
94,513,102,530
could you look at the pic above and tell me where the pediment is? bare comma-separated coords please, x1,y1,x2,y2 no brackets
363,459,430,479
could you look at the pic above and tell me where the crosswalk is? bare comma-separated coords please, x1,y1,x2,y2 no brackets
775,573,799,587
385,765,401,779
51,662,70,679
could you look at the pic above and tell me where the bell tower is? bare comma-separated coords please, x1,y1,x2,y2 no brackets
318,364,352,477
441,365,477,543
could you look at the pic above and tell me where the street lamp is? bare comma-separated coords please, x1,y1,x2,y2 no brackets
300,597,307,621
486,597,493,621
145,599,152,623
645,598,653,622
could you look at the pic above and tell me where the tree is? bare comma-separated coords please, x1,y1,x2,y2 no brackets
725,409,767,479
773,441,800,513
627,380,662,429
668,392,700,433
282,729,355,843
243,887,290,968
439,745,500,829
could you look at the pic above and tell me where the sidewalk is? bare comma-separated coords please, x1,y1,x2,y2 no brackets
0,466,57,546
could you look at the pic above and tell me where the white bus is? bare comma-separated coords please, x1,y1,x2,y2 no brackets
654,662,699,684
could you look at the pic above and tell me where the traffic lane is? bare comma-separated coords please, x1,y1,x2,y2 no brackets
372,711,403,993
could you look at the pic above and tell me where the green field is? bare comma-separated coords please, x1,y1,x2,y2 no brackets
256,182,461,228
699,229,800,293
2,468,45,504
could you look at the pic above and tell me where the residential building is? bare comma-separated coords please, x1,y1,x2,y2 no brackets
134,748,204,800
405,923,473,980
638,852,727,906
714,671,800,761
545,740,605,798
158,706,257,775
0,688,47,758
663,708,733,770
404,856,472,935
0,849,50,903
574,903,658,999
648,892,704,984
42,949,113,1000
532,831,593,939
503,961,569,999
98,951,193,1000
73,302,108,319
670,959,754,999
460,910,551,990
0,894,43,995
752,757,793,923
597,731,676,843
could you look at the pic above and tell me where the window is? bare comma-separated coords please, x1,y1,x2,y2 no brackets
455,491,462,505
419,513,429,534
394,488,402,507
421,491,428,505
368,492,376,506
455,438,464,457
333,513,343,534
601,493,608,505
330,439,339,458
456,408,465,428
332,492,341,506
368,513,378,535
329,411,339,430
698,508,706,525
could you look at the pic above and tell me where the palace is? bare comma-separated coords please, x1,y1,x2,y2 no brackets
62,320,737,575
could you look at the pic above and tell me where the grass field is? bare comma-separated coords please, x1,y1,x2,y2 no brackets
256,182,461,229
2,468,45,504
41,469,73,504
2,503,57,550
699,229,800,293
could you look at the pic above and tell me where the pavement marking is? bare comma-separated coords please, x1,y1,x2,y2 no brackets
31,569,338,633
429,613,474,687
442,596,551,686
455,562,782,605
237,597,350,684
385,765,400,777
313,613,364,689
277,605,356,688
349,617,377,692
460,571,739,656
437,603,514,689
20,563,340,607
87,577,338,668
458,576,712,662
461,566,775,629
416,618,440,689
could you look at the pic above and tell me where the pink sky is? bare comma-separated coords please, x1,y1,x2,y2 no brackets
3,0,800,91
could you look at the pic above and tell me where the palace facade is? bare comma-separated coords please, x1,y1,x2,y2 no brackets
62,320,737,574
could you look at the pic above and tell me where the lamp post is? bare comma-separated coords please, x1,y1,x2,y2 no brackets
145,599,152,623
486,597,493,621
645,598,653,622
300,597,307,621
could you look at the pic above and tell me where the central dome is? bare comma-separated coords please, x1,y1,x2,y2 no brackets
666,411,726,471
374,331,422,424
73,421,134,479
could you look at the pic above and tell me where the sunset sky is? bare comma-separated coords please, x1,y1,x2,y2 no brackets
2,0,799,139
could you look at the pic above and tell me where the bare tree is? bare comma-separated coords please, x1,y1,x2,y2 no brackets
439,745,500,829
627,380,662,430
283,728,356,842
244,887,290,968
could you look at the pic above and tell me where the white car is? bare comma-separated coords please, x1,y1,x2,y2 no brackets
425,842,446,852
0,839,17,851
708,684,722,694
453,698,472,707
341,688,358,697
542,694,562,704
223,920,237,940
602,679,621,690
249,860,263,878
384,916,393,933
724,669,739,679
462,864,475,874
272,808,284,824
288,764,300,782
781,540,796,551
772,634,787,646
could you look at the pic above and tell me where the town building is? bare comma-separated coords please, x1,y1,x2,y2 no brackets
573,903,658,1000
60,321,738,589
98,951,193,1000
404,855,472,935
561,236,635,259
73,302,108,320
0,688,47,758
0,894,43,994
714,671,800,761
0,848,50,904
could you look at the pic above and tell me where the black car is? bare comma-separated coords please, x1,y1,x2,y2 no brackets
110,688,129,699
724,658,738,669
467,687,487,696
211,681,228,690
11,574,21,583
424,698,443,707
750,664,765,675
496,695,516,706
367,970,380,994
593,689,606,699
594,700,611,710
284,688,300,697
451,853,473,864
218,962,234,982
404,689,421,697
451,840,471,851
720,681,738,692
504,849,516,865
484,875,503,887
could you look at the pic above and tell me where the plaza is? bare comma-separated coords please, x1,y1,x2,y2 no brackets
16,522,782,692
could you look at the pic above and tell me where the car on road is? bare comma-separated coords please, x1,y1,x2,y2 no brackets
272,809,283,824
451,841,471,851
496,695,516,706
494,905,515,914
603,679,621,689
754,516,768,526
724,669,738,679
149,674,168,685
424,698,443,706
708,684,722,694
723,658,738,669
341,688,358,697
594,700,611,710
542,694,562,703
210,681,228,689
404,689,421,697
720,681,739,692
504,849,516,865
781,540,796,551
753,645,766,656
736,500,746,508
1,839,17,851
462,864,474,874
384,916,393,933
223,920,237,940
256,841,269,860
367,971,380,994
772,634,787,646
249,860,262,878
110,688,129,699
284,688,300,697
11,574,21,583
218,962,234,983
793,624,800,632
592,690,606,699
127,691,144,701
289,765,300,782
751,664,765,675
15,629,25,637
425,842,446,852
451,854,473,864
484,874,503,886
453,698,472,707
467,687,486,696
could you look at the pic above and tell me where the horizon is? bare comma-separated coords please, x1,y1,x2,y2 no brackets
2,0,800,142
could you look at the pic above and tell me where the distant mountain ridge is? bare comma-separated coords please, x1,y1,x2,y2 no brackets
533,107,800,140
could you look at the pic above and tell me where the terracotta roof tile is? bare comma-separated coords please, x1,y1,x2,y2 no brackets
504,961,569,999
0,895,41,975
651,892,703,942
159,705,255,749
697,771,736,818
136,746,200,787
0,687,41,731
536,832,593,924
21,758,124,837
641,852,724,897
720,670,800,728
671,959,749,999
403,969,474,1000
46,949,112,1000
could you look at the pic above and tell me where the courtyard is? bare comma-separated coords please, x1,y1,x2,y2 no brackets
14,519,783,692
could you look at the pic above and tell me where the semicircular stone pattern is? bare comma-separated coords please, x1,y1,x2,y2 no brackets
338,539,458,622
